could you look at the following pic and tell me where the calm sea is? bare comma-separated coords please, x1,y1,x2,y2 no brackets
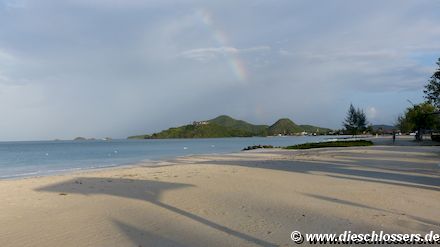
0,136,338,179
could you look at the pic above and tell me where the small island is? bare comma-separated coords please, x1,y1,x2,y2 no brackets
73,137,88,141
73,137,112,141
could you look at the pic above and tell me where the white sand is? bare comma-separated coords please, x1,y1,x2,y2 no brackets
0,145,439,246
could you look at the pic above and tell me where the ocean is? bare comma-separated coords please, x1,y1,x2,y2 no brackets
0,136,338,179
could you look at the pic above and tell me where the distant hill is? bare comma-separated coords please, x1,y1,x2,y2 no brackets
371,124,395,130
128,115,332,139
128,123,255,139
73,137,87,141
268,118,302,135
268,118,331,135
209,115,268,135
298,124,332,134
371,124,396,133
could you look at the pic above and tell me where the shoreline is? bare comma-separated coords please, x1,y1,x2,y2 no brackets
0,135,353,181
0,135,435,181
0,144,439,246
0,150,249,181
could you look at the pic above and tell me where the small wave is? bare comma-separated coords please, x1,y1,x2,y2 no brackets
0,171,44,179
0,163,125,180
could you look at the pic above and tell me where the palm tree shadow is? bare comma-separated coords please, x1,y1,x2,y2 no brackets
303,193,440,230
35,177,276,247
196,158,440,191
113,219,189,247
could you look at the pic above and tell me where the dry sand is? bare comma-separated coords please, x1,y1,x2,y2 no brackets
0,144,439,246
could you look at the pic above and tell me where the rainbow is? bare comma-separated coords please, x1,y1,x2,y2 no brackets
198,9,248,81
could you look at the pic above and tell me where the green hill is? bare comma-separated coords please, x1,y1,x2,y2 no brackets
128,115,332,139
208,115,268,135
268,119,332,135
298,125,332,134
268,118,302,135
128,122,255,139
128,115,269,139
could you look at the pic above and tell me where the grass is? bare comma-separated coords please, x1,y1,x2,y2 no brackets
283,140,373,150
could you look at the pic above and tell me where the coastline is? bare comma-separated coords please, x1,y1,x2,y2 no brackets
0,135,434,182
0,143,439,246
0,150,246,181
0,135,344,180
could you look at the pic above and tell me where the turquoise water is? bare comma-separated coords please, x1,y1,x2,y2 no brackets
0,136,337,179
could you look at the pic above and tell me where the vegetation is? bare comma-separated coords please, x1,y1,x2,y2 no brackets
208,115,268,136
424,58,440,109
128,115,332,139
128,123,255,139
343,104,367,136
268,118,331,135
370,124,396,134
268,118,302,135
242,145,274,151
284,140,373,150
395,57,440,141
298,124,332,134
396,102,438,140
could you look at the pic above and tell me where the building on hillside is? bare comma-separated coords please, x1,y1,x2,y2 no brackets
193,121,209,126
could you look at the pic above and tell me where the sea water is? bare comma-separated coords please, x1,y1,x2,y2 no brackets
0,136,337,179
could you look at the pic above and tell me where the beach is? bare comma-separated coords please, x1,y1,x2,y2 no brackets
0,143,439,246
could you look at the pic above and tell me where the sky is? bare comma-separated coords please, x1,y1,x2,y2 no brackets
0,0,439,141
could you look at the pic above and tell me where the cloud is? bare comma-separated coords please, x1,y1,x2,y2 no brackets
0,49,16,61
0,0,439,140
179,46,271,62
1,0,27,10
366,107,378,121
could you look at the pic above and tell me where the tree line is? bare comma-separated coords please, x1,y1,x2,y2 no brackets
396,58,440,140
343,57,440,140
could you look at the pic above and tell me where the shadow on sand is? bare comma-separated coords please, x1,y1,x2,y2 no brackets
195,156,440,191
35,177,276,247
113,219,189,247
303,193,440,229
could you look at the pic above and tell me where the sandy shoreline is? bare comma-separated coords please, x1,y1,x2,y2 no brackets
0,144,439,246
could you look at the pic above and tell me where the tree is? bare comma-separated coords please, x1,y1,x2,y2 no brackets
424,58,440,109
343,104,368,136
356,108,367,132
344,104,357,135
396,102,438,141
396,114,414,133
366,125,374,134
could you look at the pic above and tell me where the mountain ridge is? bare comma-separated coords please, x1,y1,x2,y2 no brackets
128,115,331,139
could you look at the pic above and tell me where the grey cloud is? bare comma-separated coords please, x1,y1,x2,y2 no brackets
0,0,439,140
179,46,271,62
